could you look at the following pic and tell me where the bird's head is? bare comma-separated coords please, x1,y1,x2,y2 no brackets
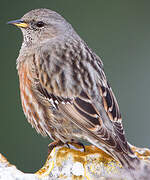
8,9,74,47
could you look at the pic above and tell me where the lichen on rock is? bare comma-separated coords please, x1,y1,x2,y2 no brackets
1,144,150,180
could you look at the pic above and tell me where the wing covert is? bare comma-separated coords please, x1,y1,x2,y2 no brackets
35,42,131,156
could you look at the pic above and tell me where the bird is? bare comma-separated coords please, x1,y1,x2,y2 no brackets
8,8,140,169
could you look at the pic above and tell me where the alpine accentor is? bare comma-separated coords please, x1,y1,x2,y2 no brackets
8,8,140,169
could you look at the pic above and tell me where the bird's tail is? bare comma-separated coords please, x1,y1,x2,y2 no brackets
112,149,140,170
97,140,141,170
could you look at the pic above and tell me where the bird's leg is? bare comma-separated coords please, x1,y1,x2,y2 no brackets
65,142,71,149
48,140,64,154
65,141,86,152
76,142,86,152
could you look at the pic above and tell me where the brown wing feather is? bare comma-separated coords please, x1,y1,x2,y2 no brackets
35,51,131,154
34,43,136,166
57,91,124,153
38,78,131,156
55,92,139,168
82,90,129,151
98,82,131,153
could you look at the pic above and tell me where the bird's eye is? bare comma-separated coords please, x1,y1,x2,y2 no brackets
36,21,45,27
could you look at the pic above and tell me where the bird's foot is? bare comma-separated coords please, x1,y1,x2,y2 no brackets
66,141,86,152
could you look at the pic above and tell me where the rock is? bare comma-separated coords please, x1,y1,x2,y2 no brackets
0,144,150,180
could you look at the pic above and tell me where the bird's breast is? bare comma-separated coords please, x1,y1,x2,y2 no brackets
18,61,48,136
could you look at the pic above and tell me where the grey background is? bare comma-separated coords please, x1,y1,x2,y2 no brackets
1,0,150,173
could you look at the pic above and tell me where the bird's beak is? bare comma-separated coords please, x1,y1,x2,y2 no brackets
7,19,29,28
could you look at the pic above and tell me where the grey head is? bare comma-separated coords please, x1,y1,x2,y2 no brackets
8,9,76,47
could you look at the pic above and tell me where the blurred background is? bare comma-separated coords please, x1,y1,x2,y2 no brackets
1,0,150,173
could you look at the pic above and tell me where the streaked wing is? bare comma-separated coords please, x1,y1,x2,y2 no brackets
35,42,132,156
38,80,131,155
58,87,131,154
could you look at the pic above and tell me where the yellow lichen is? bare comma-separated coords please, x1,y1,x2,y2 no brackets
72,175,83,180
35,144,150,179
36,148,55,177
